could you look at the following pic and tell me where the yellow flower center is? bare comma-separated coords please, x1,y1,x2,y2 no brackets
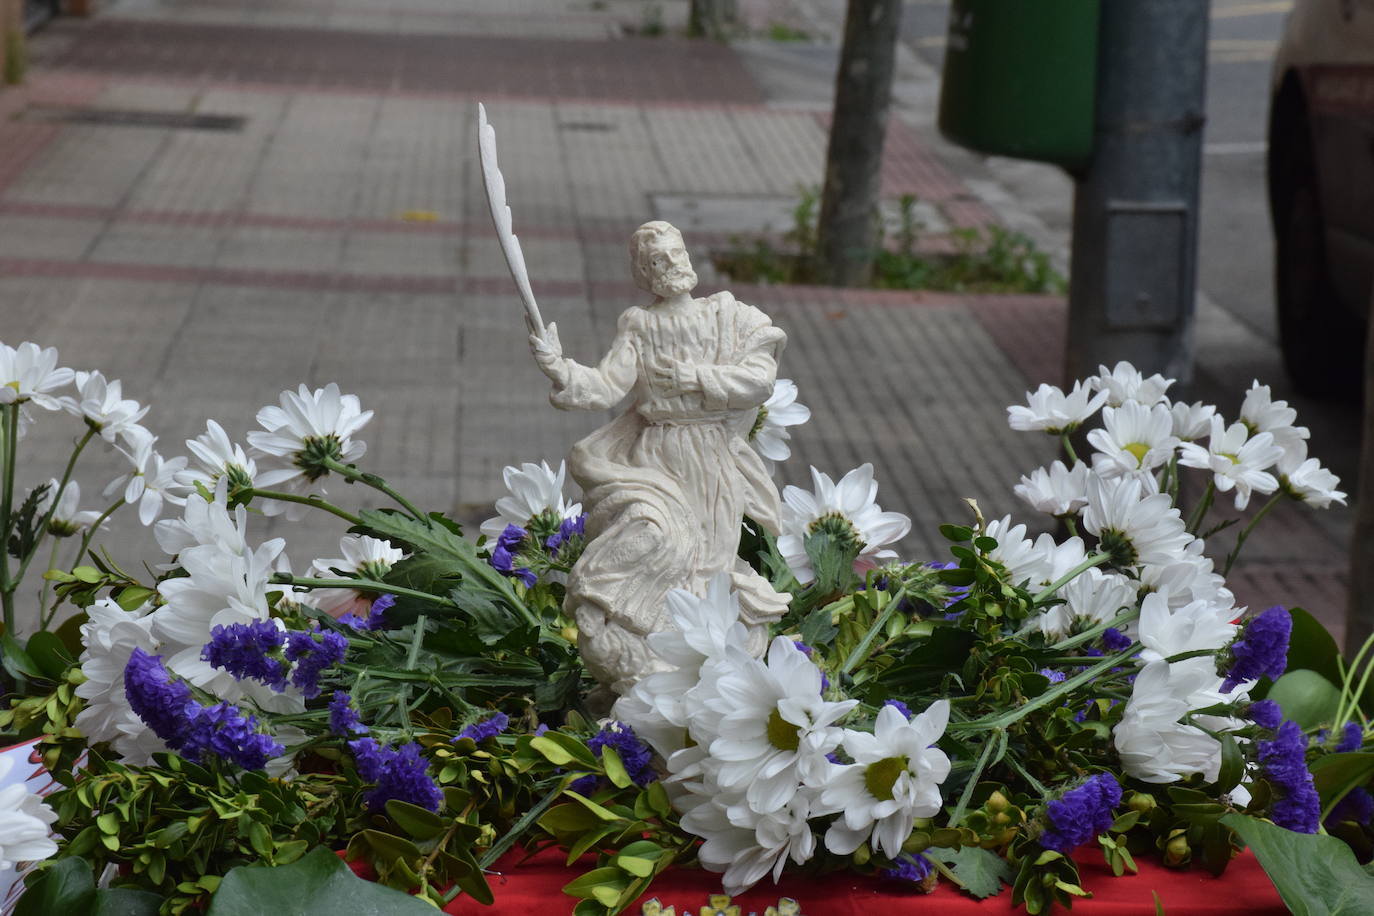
1123,442,1151,466
863,755,909,801
766,708,801,752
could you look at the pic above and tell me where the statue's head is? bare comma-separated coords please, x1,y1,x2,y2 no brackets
629,221,697,299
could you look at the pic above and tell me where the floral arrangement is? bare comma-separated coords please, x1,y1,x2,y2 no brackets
1,338,1373,916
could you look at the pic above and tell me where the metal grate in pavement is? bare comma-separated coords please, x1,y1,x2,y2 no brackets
18,106,246,132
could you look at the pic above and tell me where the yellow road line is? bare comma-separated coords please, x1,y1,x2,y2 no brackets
1212,0,1292,18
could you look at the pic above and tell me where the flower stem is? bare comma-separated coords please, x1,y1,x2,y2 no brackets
951,645,1140,733
75,499,124,567
1185,480,1216,535
1050,608,1139,652
322,457,426,522
1031,553,1112,605
248,488,361,526
270,574,458,609
0,405,18,633
1222,492,1284,576
840,588,900,675
1006,753,1049,798
949,727,1005,829
1059,433,1079,466
1334,629,1374,732
14,427,97,596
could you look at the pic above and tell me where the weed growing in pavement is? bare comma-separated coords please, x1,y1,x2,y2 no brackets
715,188,1066,294
765,22,811,41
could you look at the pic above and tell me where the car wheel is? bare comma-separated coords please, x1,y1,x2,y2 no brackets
1273,115,1365,398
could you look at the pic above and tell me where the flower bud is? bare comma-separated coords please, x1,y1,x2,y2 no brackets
1164,833,1190,866
1127,792,1156,814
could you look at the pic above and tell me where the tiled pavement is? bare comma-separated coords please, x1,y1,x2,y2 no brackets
0,0,1351,642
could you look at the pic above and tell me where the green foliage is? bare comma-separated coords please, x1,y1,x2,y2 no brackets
932,845,1014,898
206,846,436,915
1221,813,1374,915
1268,668,1343,729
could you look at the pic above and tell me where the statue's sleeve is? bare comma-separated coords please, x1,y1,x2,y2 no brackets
549,313,638,411
695,301,785,412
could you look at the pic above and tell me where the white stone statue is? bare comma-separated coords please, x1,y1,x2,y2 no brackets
530,222,791,694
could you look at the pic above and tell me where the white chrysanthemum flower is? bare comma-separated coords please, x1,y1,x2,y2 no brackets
73,599,167,764
1169,400,1216,441
106,432,189,526
1037,567,1137,640
306,534,408,618
479,460,583,541
0,755,59,871
1136,590,1238,664
981,516,1050,586
1087,401,1180,478
1014,460,1090,517
1239,381,1309,457
1091,361,1174,407
1023,534,1087,591
819,700,951,858
1082,475,1194,569
30,478,101,537
679,783,819,895
1114,660,1227,783
748,378,811,468
706,637,858,814
1177,416,1283,510
778,464,911,585
1277,441,1346,508
246,383,373,495
60,370,149,445
177,419,260,498
0,341,73,410
1006,381,1107,434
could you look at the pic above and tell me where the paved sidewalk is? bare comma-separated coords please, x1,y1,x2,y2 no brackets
1,0,1350,642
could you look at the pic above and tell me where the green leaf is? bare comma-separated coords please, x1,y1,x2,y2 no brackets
799,603,838,648
1,630,43,681
25,630,74,680
563,790,624,823
89,888,165,916
1310,753,1374,817
207,846,436,916
1215,732,1244,793
1269,669,1343,729
932,846,1014,899
16,858,95,916
1221,813,1374,915
1284,608,1345,690
600,745,633,789
530,735,575,766
561,867,629,901
384,799,446,841
940,524,973,543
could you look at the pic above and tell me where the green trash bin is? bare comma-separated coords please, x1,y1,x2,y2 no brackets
937,0,1100,170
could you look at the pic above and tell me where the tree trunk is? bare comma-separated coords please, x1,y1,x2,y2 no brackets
1347,293,1374,654
689,0,736,39
814,0,903,288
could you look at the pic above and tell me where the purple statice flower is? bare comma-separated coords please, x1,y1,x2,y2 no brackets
458,712,509,743
489,524,536,588
1335,722,1364,754
793,640,814,657
329,691,368,737
826,752,843,765
283,628,348,698
347,737,442,812
534,723,550,736
201,620,289,691
124,648,198,749
587,722,657,787
1220,606,1292,693
1325,787,1374,829
883,851,933,884
342,593,396,631
568,774,599,796
545,514,586,556
184,702,284,771
1247,699,1283,731
1039,668,1066,684
1102,628,1132,653
884,699,913,718
927,560,971,608
1040,774,1122,852
1258,720,1320,833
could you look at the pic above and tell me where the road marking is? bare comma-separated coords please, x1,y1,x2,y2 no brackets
1210,38,1280,48
913,35,945,48
1204,141,1268,155
1212,0,1293,18
1212,50,1278,62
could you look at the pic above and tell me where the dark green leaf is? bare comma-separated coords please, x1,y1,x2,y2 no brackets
1283,608,1345,691
1215,732,1243,793
1,630,43,680
940,524,973,543
1310,753,1374,817
89,888,165,916
206,846,436,916
26,630,75,680
799,603,838,648
1221,813,1374,915
384,800,446,841
932,845,1014,899
1269,669,1343,729
16,857,95,916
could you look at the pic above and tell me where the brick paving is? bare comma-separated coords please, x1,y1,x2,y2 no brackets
0,0,1351,643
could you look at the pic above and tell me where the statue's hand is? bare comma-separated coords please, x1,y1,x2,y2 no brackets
651,358,699,397
530,322,569,386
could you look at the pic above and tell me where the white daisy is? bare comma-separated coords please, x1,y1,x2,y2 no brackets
246,383,372,492
1113,660,1225,784
748,378,811,469
1087,401,1180,478
1277,442,1346,508
1037,567,1137,640
1014,460,1090,517
306,534,408,618
819,700,951,858
706,637,858,814
678,782,819,895
61,370,149,445
1136,590,1238,663
1091,361,1174,407
107,432,189,526
479,460,583,541
981,516,1050,587
0,341,73,410
1177,416,1283,510
1082,475,1194,569
1006,381,1107,434
177,419,260,499
777,464,911,585
1239,381,1309,457
0,756,58,871
31,478,101,537
1168,400,1216,442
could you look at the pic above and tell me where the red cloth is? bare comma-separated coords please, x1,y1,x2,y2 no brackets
344,846,1287,914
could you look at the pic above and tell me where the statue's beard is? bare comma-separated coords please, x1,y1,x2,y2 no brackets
652,267,697,297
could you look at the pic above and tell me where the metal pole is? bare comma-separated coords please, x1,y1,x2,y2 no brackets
1064,0,1211,387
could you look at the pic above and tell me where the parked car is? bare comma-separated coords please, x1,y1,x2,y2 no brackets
1268,0,1374,396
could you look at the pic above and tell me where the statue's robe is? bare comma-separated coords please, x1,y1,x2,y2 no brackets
550,292,791,693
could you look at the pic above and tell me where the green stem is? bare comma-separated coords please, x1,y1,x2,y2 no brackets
949,728,1005,829
37,538,64,630
1031,553,1112,605
1222,492,1284,576
1059,432,1079,466
1006,753,1049,798
74,498,124,568
270,574,458,609
951,645,1140,733
1334,629,1374,731
323,457,426,522
1062,516,1080,538
14,427,98,595
1185,480,1216,535
405,616,428,670
471,780,567,878
1050,608,1140,653
0,404,18,634
248,488,361,526
840,588,900,675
